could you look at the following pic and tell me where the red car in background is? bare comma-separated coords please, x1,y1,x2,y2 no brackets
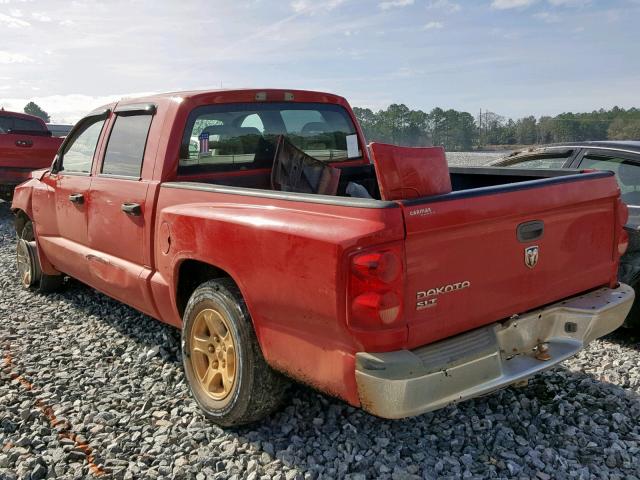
0,109,63,201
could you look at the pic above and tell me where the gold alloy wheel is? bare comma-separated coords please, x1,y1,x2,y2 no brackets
16,240,32,288
189,308,237,400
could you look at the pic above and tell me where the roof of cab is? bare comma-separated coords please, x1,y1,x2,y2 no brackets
110,88,347,108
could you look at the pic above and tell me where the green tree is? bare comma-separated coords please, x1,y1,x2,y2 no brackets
24,102,50,122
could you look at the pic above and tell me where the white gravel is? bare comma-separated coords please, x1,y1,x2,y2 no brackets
1,197,639,480
446,151,507,167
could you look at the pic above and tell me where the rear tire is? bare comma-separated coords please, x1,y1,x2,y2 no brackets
16,221,64,293
182,278,289,426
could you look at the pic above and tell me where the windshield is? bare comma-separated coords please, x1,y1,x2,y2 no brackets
180,102,361,173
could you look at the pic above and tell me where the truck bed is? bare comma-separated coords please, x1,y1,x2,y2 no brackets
163,165,621,348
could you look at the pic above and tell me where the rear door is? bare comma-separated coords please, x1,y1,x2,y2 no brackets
34,113,108,281
87,104,157,314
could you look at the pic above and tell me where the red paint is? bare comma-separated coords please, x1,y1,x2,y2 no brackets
0,111,63,187
370,143,451,200
9,89,626,408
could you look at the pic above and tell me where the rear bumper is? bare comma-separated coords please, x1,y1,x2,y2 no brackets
355,283,634,419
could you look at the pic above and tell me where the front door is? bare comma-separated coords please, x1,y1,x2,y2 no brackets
34,114,107,282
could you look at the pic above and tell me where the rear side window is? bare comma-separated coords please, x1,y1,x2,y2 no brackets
60,118,106,174
101,115,153,177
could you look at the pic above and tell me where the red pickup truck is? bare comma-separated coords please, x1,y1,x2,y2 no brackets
11,89,634,426
0,109,63,201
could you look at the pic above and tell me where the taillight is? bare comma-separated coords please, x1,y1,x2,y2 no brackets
618,229,629,256
348,246,404,330
617,199,629,256
617,200,629,227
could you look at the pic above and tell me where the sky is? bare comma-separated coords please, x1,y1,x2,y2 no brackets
0,0,638,123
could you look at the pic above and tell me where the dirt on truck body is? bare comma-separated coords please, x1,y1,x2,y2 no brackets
10,88,634,425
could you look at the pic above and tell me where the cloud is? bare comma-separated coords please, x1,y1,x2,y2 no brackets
290,0,346,13
0,51,33,63
427,0,461,13
0,92,157,123
0,12,30,27
547,0,589,5
491,0,536,9
424,21,444,29
534,11,561,22
379,0,414,10
32,12,52,22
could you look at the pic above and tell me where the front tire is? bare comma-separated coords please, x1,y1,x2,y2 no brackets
182,278,289,426
16,221,64,293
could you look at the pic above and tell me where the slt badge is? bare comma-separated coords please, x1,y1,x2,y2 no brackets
525,245,539,269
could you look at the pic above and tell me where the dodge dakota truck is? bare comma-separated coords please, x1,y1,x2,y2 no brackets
1,109,64,201
11,89,634,426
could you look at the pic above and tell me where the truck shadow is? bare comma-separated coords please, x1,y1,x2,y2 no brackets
605,328,640,352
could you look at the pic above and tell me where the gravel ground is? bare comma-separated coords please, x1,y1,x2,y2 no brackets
446,151,507,167
1,197,640,480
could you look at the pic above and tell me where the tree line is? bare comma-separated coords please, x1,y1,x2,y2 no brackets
353,105,640,152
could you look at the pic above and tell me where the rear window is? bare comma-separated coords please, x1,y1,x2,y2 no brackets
179,102,361,174
0,115,47,134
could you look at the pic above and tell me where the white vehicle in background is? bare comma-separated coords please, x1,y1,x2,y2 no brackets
46,123,74,138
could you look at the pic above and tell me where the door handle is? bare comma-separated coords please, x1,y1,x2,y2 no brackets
68,193,84,204
15,139,33,147
121,202,142,216
517,220,544,242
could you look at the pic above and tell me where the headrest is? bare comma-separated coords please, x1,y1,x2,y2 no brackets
369,143,451,201
237,126,262,136
301,122,329,135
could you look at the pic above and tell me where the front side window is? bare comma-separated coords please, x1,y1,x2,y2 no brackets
60,118,106,174
180,102,361,173
101,114,153,177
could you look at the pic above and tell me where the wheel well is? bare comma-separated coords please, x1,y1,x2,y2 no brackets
13,209,30,238
176,260,232,316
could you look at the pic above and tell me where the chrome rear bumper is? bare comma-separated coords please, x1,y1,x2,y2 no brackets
355,284,634,419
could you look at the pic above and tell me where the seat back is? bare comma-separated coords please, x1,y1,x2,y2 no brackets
369,143,451,201
271,135,340,195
